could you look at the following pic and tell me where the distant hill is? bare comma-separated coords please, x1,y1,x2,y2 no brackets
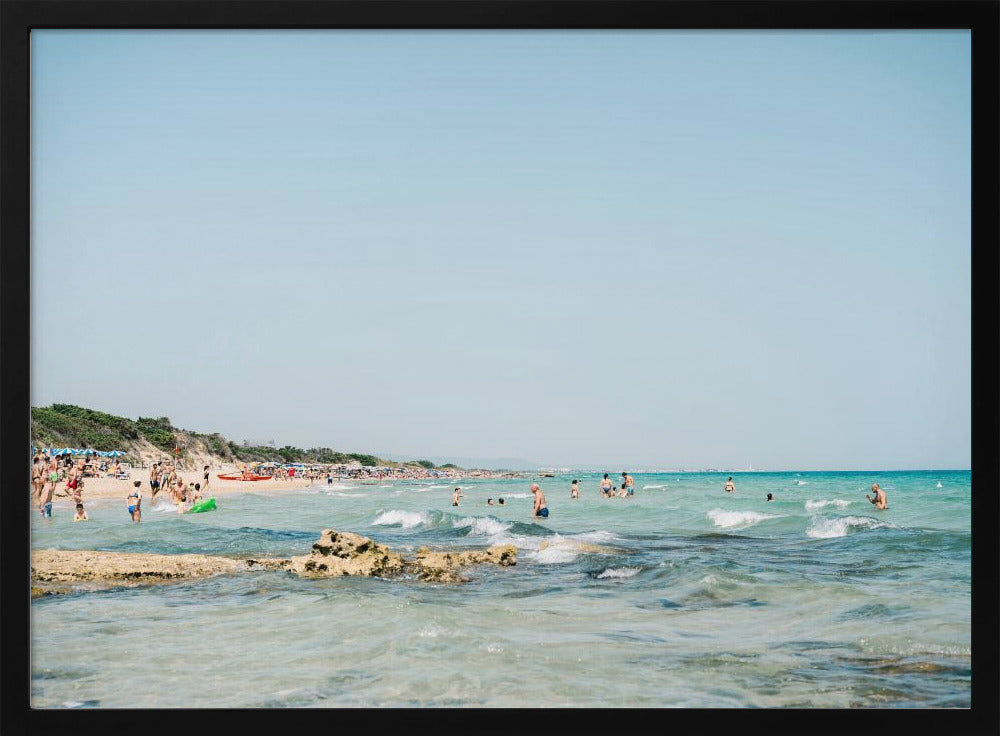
29,404,454,471
380,453,540,472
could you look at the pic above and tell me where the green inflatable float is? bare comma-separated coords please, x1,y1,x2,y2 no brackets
189,497,217,513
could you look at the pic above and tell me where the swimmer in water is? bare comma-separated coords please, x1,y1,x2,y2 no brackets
600,474,613,496
128,480,142,522
531,483,548,518
866,483,888,510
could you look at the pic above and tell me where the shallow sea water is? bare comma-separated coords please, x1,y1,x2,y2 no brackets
29,470,971,708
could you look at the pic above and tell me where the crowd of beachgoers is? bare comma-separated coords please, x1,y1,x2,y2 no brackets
29,448,526,522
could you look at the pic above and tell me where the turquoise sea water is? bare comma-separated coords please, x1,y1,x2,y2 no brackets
29,470,971,709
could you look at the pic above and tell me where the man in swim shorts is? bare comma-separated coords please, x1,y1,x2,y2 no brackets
452,487,463,506
531,483,548,518
622,472,635,495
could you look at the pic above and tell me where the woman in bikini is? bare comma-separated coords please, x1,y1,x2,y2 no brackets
127,480,142,522
600,474,613,497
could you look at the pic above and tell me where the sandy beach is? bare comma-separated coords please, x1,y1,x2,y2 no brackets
33,463,317,505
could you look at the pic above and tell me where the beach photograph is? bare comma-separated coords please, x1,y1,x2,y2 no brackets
6,11,994,725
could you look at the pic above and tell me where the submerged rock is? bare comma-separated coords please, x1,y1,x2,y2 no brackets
30,549,246,593
410,545,517,582
30,529,518,594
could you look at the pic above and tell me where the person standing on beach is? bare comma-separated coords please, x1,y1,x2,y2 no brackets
149,462,161,497
31,456,46,510
570,479,580,499
600,474,613,496
161,463,175,496
530,483,549,518
66,460,85,504
40,455,60,515
202,465,210,494
452,487,463,506
724,477,735,493
866,483,888,510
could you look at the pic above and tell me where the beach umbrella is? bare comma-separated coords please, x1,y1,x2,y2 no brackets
108,450,125,457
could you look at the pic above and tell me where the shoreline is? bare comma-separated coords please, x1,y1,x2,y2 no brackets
30,464,526,509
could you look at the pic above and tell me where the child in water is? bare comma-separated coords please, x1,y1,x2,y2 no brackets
73,503,89,521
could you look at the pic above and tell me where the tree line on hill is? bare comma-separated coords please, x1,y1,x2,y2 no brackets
30,403,457,469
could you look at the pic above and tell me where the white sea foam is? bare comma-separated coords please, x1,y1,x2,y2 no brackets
572,529,618,544
523,533,618,564
151,499,180,513
857,638,971,658
453,516,510,537
707,509,775,529
529,543,580,564
503,492,532,499
806,515,891,539
936,482,943,488
796,480,808,486
805,499,852,510
643,484,666,490
418,624,445,639
596,566,641,580
423,485,450,490
372,510,427,529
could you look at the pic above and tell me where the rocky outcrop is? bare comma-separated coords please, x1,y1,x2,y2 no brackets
30,529,518,594
410,545,517,582
288,530,406,578
287,529,517,582
31,549,246,583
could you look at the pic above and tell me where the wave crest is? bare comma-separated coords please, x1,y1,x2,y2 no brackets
707,509,775,529
371,510,428,529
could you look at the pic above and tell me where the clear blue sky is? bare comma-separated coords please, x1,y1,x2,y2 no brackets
30,30,971,470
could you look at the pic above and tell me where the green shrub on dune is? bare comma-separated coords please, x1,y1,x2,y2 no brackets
30,404,453,470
